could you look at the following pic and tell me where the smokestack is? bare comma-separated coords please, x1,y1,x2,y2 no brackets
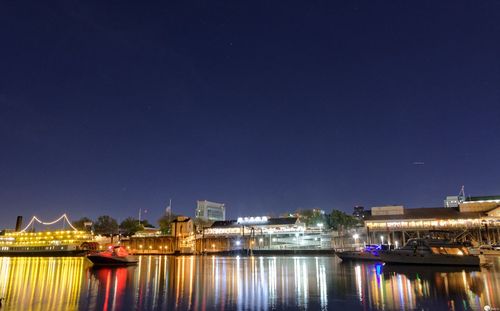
15,216,23,232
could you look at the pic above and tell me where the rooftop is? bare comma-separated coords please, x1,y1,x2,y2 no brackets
464,195,500,202
210,217,299,228
172,217,191,223
364,207,484,221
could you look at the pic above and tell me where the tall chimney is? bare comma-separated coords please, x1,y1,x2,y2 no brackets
15,216,23,232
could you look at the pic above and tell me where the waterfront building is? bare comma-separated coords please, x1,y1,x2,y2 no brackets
195,200,226,221
122,216,195,254
364,196,500,246
171,216,195,252
196,216,333,253
131,227,162,237
171,216,193,237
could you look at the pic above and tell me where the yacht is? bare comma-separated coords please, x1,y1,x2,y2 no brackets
379,238,481,266
335,244,388,261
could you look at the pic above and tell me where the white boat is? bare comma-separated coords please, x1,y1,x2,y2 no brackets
379,238,481,266
335,244,387,261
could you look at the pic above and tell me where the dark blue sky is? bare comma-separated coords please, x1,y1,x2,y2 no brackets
1,0,500,228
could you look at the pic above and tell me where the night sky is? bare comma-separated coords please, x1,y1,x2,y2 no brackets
1,0,500,228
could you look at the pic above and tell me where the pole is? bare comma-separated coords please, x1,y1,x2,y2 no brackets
486,224,491,245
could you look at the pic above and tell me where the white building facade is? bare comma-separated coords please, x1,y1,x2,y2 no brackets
196,200,226,221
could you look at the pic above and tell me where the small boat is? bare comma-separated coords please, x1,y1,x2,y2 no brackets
379,238,481,266
87,246,138,266
335,244,387,261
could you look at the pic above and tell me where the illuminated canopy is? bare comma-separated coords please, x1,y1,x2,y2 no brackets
237,216,269,224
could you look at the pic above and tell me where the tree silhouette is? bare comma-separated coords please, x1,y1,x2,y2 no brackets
72,217,93,231
119,217,143,236
94,215,119,236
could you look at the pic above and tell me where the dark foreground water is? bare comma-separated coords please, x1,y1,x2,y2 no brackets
0,255,499,311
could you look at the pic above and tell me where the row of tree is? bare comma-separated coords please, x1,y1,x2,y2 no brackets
292,209,361,232
73,208,360,236
73,216,156,236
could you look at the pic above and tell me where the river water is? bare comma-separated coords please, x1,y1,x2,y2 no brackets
0,255,499,310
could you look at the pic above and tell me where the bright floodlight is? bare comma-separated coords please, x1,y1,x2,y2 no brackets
235,240,241,246
353,234,359,240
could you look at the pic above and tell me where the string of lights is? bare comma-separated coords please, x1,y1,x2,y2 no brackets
20,214,78,232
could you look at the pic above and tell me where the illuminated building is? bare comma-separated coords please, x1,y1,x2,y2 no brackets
171,216,195,253
196,216,333,253
123,216,195,254
195,200,225,221
364,197,500,245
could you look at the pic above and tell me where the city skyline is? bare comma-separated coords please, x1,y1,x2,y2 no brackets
1,0,500,228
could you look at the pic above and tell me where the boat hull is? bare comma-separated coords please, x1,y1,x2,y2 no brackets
380,252,480,266
0,250,87,257
87,255,138,266
335,251,381,261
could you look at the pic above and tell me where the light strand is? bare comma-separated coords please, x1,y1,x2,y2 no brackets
20,214,78,232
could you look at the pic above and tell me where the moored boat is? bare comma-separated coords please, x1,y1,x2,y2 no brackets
335,244,387,261
0,214,97,257
379,238,481,266
87,246,138,266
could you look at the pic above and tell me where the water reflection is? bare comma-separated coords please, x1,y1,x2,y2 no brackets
0,257,85,311
0,256,499,310
350,259,500,310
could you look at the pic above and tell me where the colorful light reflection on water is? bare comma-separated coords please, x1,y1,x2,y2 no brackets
0,256,499,310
